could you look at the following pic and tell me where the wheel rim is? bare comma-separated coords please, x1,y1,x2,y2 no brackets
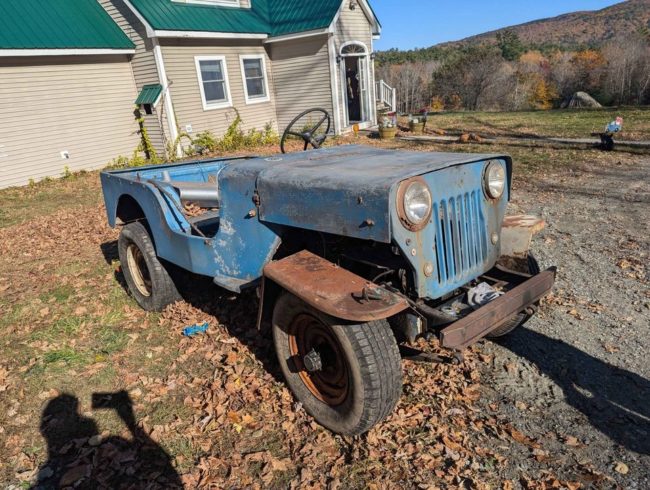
287,314,349,406
126,243,152,297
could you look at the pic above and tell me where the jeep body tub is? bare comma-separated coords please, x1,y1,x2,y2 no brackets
101,145,555,434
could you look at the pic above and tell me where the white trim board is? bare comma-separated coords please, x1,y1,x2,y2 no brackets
172,0,241,7
152,38,181,157
0,48,135,56
264,28,329,44
155,30,267,40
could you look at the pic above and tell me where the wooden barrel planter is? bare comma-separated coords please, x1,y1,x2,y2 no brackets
379,127,397,139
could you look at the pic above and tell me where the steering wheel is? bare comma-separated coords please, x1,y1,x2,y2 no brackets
280,108,331,154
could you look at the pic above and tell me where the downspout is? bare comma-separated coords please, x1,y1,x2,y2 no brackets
152,38,182,157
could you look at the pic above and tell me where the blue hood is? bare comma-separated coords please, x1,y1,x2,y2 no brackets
256,145,510,242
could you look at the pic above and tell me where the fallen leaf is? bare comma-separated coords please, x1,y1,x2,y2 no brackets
614,462,629,475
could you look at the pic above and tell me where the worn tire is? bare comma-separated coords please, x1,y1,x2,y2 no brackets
118,222,181,312
487,254,541,338
272,293,402,435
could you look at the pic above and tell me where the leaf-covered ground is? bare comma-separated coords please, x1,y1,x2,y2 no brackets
0,136,647,489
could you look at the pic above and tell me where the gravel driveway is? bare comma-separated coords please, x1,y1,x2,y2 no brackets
477,154,650,486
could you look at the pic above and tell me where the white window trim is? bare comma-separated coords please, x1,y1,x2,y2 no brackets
239,54,270,105
194,55,233,111
172,0,241,8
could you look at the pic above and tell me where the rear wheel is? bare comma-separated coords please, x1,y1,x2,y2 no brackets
487,254,541,338
118,222,181,312
272,293,402,435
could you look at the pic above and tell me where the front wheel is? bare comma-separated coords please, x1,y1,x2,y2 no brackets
118,222,181,312
272,293,402,435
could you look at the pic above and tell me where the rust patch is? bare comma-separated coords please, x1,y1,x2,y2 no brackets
502,215,546,232
440,268,557,350
264,250,409,322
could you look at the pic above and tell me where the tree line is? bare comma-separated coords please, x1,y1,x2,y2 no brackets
375,30,650,113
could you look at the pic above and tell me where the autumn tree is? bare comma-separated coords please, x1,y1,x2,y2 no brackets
497,30,526,61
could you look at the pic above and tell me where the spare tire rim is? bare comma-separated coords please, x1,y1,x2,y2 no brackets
288,314,349,406
126,243,152,297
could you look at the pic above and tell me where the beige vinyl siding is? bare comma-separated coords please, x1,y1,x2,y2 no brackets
99,0,159,88
100,0,167,153
161,39,278,138
333,3,376,127
268,35,334,133
0,56,139,189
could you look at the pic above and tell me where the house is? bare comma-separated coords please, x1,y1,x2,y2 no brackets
0,0,140,189
0,0,387,189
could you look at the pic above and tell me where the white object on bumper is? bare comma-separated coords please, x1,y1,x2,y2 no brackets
467,282,503,310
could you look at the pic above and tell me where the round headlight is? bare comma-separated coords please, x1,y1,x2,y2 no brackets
484,160,506,199
399,180,432,230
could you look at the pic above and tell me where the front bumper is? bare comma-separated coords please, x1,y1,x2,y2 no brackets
438,266,556,350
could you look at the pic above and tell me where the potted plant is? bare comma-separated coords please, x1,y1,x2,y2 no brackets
378,112,398,139
409,108,428,134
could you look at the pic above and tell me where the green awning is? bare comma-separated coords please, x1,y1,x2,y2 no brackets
135,84,163,106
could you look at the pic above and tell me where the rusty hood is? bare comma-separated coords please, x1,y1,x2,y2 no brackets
256,145,510,243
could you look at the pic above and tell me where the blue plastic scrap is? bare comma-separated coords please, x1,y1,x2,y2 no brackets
182,322,209,337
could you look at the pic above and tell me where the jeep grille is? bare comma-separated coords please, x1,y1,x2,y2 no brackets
433,190,488,284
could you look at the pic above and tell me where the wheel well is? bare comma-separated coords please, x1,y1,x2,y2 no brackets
116,195,146,225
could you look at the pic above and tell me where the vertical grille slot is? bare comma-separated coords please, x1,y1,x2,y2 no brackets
433,190,487,285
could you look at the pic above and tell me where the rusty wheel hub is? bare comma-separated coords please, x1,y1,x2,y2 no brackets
126,243,152,297
288,314,349,406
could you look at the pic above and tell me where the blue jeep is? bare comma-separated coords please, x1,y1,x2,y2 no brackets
101,143,555,435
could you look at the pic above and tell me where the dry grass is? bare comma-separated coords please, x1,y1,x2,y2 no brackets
423,107,650,141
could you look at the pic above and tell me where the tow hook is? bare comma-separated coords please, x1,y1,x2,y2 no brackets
303,349,322,372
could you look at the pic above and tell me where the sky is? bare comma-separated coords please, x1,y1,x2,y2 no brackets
371,0,623,50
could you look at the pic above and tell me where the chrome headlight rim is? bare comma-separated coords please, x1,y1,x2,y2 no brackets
483,160,506,200
396,177,432,231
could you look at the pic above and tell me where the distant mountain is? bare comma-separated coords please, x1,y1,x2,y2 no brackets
439,0,650,49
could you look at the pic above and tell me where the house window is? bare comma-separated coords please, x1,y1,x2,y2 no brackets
195,56,232,110
240,55,270,104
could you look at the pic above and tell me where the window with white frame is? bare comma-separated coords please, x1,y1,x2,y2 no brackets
240,55,269,104
195,56,232,110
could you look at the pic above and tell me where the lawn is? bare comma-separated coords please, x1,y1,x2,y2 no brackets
424,107,650,141
0,134,644,488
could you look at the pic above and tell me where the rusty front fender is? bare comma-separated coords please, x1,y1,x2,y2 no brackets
262,250,409,323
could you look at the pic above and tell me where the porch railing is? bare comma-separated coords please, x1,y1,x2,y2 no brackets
375,79,397,112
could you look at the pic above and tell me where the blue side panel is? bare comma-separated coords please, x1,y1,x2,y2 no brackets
209,162,281,291
100,173,216,275
390,160,509,300
100,157,281,292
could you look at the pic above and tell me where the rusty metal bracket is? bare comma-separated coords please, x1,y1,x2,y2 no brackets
440,268,557,350
264,250,409,323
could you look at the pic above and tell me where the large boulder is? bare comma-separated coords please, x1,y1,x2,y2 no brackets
561,91,602,109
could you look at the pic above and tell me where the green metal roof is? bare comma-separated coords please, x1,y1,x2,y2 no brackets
129,0,371,37
0,0,134,50
135,84,163,105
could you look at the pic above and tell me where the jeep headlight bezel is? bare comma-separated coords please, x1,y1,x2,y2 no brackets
484,160,506,200
397,178,432,231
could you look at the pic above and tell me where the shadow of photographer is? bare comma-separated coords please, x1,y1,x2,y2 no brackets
32,391,182,489
498,327,650,455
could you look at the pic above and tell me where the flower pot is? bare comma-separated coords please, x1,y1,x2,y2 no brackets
379,127,397,139
409,121,425,135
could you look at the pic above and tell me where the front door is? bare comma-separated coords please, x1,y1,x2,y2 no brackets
341,43,370,127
